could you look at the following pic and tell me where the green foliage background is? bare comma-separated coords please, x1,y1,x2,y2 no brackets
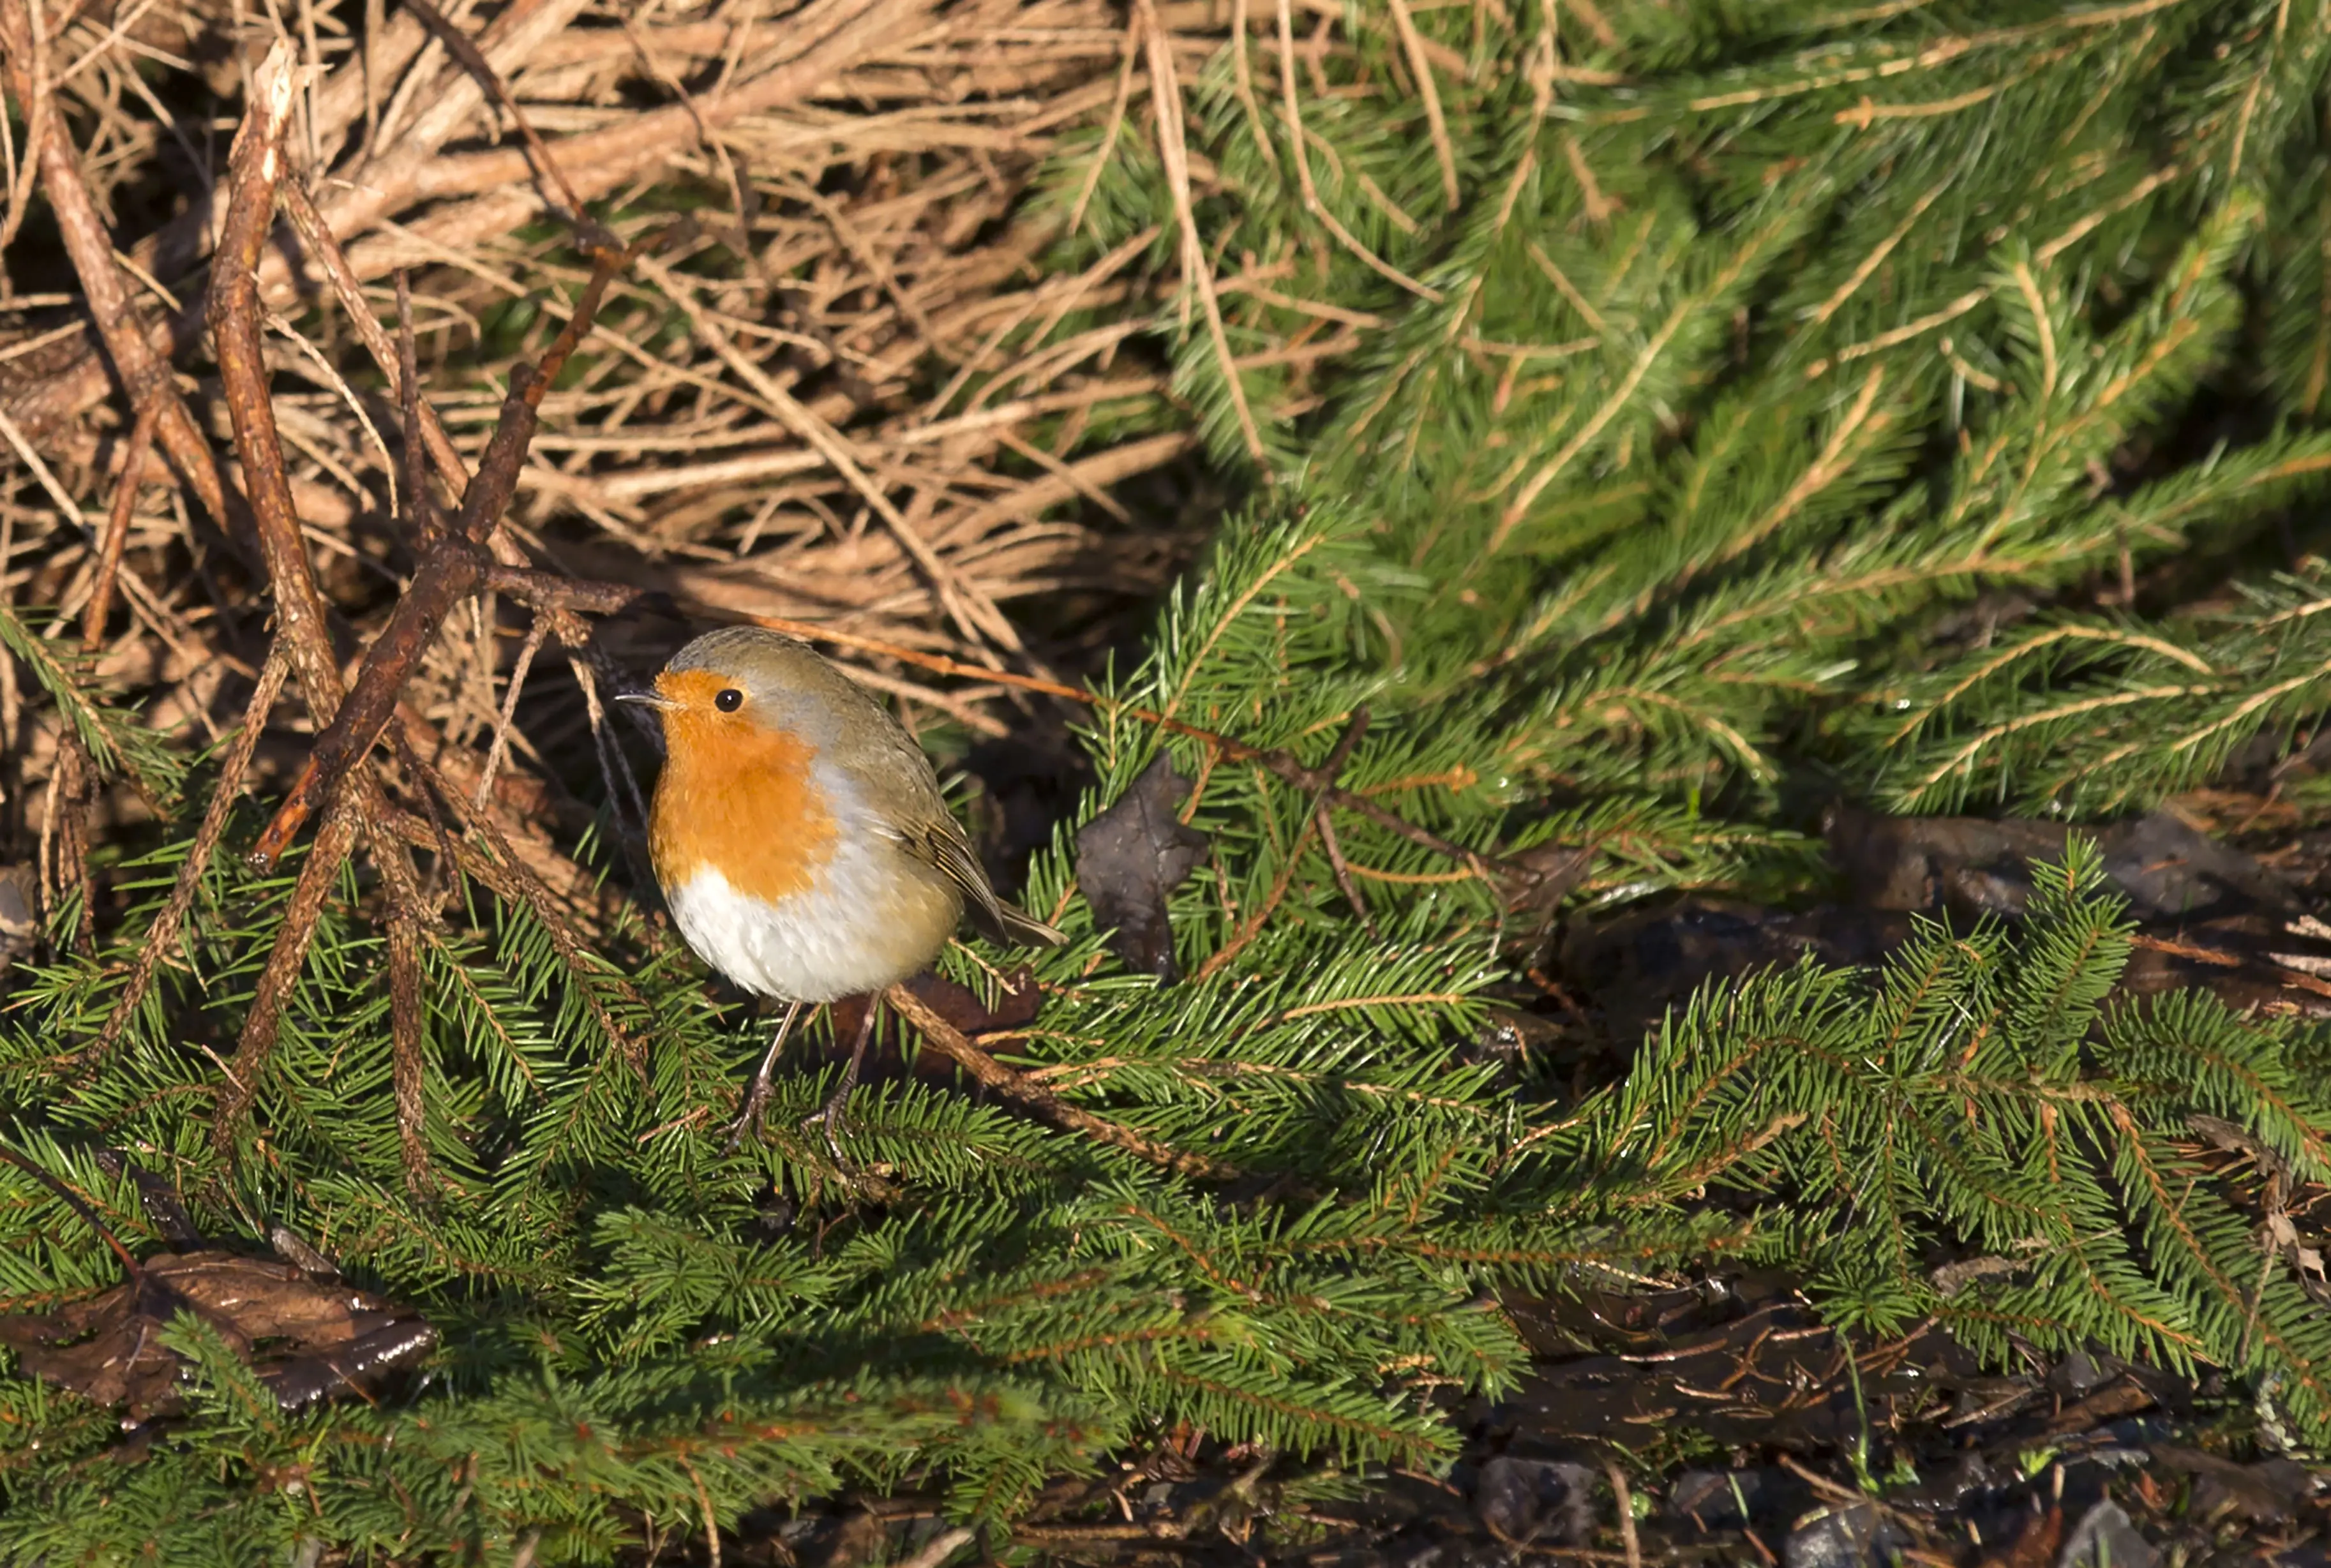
15,0,2331,1559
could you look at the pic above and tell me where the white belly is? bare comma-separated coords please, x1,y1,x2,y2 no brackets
664,838,956,1003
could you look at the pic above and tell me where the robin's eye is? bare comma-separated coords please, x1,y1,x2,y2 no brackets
714,687,744,712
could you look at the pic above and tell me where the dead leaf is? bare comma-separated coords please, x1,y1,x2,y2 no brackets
1974,1504,2060,1568
1499,842,1593,920
830,966,1043,1050
0,1241,437,1422
2265,1213,2326,1283
1074,752,1210,983
1824,803,2300,923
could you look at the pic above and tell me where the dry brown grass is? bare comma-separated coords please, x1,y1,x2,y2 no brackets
0,0,1277,874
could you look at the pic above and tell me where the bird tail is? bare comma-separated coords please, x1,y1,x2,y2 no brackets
986,898,1068,948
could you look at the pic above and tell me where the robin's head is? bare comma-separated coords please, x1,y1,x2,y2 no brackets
620,628,857,904
617,627,859,747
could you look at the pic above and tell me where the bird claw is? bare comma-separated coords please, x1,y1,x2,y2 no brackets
723,1080,776,1152
799,1087,851,1164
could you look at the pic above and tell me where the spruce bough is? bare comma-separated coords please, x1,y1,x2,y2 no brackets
13,0,2331,1559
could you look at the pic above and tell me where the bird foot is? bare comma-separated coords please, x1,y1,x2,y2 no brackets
799,1085,852,1164
723,1079,777,1152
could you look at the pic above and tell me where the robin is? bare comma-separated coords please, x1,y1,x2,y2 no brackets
617,626,1065,1142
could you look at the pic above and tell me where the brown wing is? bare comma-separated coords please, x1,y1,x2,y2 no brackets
813,659,1067,949
903,817,1068,949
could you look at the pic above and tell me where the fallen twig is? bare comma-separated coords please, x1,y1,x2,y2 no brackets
0,1144,140,1274
378,781,647,1063
250,229,669,873
886,982,1238,1179
0,0,229,528
211,41,350,721
386,900,433,1195
205,39,440,1154
1310,710,1375,935
400,0,601,237
280,182,470,500
82,402,157,655
216,795,367,1137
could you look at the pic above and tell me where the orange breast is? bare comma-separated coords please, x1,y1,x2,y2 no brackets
648,671,837,904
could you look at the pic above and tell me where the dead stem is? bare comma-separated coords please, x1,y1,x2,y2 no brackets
252,230,670,870
282,182,470,499
885,981,1240,1179
82,402,156,655
207,38,440,1149
386,898,434,1195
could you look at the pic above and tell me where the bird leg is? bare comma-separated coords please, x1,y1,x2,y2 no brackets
724,997,805,1150
802,996,879,1153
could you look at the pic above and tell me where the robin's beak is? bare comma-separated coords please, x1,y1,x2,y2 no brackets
614,691,677,712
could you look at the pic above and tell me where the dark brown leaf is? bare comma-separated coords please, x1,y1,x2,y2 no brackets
1074,752,1210,983
0,1246,436,1421
1824,803,2300,923
1499,842,1593,920
901,964,1042,1036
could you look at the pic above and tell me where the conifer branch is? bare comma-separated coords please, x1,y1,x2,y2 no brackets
79,652,289,1069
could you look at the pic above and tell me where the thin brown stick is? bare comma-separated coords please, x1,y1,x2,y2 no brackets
0,1144,142,1275
252,539,485,863
1601,1460,1642,1568
1196,796,1319,982
0,0,229,528
387,899,434,1195
1271,0,1441,302
250,231,666,871
1305,710,1379,936
280,181,470,500
398,0,598,234
0,0,50,257
1139,0,1266,464
393,270,444,541
885,982,1238,1179
1382,0,1458,210
564,644,652,842
1271,705,1372,953
82,401,157,654
1065,15,1137,236
379,773,645,1063
80,654,290,1068
211,40,348,721
216,794,366,1139
474,616,546,810
44,738,94,955
1228,0,1280,177
1315,803,1375,937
